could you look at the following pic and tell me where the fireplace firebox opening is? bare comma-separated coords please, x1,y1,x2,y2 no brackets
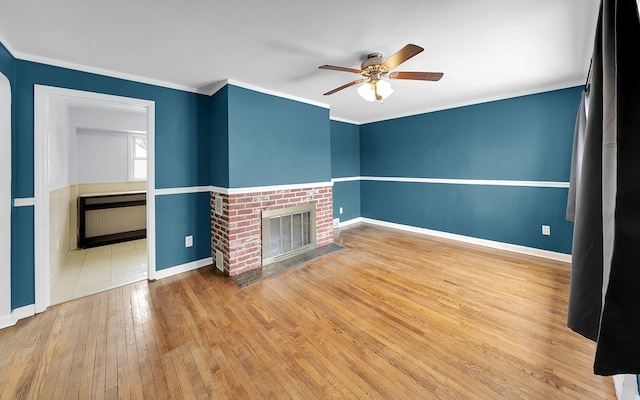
262,203,316,265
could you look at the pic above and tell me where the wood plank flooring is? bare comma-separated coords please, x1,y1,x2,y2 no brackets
0,224,615,399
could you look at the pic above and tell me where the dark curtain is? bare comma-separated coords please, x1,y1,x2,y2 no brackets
566,89,588,222
567,0,640,375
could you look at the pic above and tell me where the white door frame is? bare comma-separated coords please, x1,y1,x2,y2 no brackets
0,73,11,325
34,85,156,313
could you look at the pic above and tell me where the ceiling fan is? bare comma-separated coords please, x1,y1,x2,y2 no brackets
319,44,443,102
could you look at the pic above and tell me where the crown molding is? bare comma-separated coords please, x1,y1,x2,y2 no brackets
0,32,18,57
0,33,583,123
0,33,202,94
224,79,330,109
199,79,332,109
198,80,229,96
330,116,360,125
19,51,201,94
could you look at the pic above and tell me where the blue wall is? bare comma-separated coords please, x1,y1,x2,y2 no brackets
211,86,230,188
1,31,583,312
155,192,212,271
11,207,33,310
360,87,582,254
2,44,335,310
361,88,579,181
0,42,14,85
330,120,361,221
4,50,214,309
332,180,361,222
227,85,331,188
361,181,573,253
14,60,212,194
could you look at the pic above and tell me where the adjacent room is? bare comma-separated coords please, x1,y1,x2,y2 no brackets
0,0,638,399
48,96,149,305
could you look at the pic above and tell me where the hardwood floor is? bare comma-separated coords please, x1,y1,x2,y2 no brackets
0,224,615,399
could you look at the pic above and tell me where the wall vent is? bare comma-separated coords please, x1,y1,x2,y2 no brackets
214,195,223,215
215,249,224,272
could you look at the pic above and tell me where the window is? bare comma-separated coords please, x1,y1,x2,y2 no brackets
129,135,147,181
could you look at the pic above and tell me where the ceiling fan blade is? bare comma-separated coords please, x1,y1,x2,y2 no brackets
323,79,365,96
388,71,444,81
319,65,363,74
382,44,424,70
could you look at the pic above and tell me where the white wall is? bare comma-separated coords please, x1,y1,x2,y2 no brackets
46,101,148,282
46,101,147,188
48,98,71,190
0,73,12,325
71,105,147,133
76,128,130,183
49,186,71,283
47,98,72,284
614,374,640,400
69,106,146,184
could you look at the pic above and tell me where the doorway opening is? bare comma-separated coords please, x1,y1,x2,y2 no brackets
34,86,156,312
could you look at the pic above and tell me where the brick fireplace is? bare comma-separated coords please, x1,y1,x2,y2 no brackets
210,184,334,276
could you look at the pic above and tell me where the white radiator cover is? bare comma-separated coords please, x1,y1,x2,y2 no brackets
85,205,146,237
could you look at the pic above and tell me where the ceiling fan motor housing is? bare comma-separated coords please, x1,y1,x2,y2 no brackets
361,53,385,69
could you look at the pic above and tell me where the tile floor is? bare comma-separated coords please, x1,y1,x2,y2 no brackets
50,239,148,305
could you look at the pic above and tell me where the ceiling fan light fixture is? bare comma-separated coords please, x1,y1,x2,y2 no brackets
357,79,394,102
319,44,442,100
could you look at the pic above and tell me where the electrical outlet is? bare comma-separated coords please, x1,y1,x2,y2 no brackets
185,235,193,247
542,225,551,236
339,207,343,214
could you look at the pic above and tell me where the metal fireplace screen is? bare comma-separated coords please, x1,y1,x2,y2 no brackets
262,203,316,265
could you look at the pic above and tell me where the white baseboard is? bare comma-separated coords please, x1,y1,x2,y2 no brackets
0,304,36,330
339,217,365,228
0,314,12,329
339,217,572,263
613,375,640,400
153,257,213,280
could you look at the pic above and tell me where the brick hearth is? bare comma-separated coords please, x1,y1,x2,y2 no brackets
210,185,334,276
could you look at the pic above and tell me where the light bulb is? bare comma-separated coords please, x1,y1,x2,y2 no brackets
357,81,377,102
357,79,393,102
375,79,394,99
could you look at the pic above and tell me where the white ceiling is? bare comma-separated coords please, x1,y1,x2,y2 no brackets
0,0,600,124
